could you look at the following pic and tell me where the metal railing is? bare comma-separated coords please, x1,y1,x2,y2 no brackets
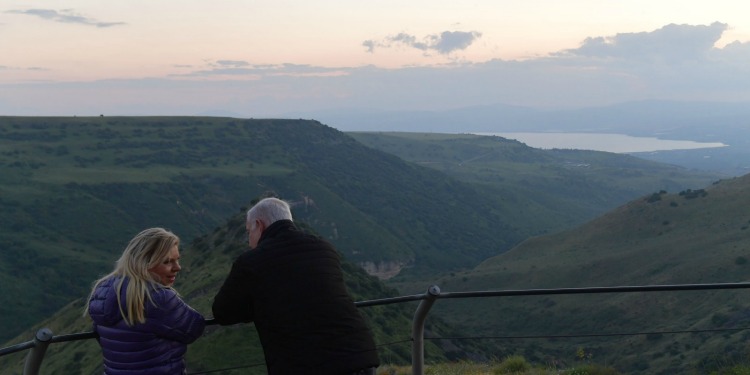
4,281,750,375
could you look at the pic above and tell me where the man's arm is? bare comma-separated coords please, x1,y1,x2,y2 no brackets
212,260,255,325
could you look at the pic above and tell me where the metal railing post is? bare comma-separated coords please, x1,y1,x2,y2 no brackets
412,285,440,375
23,328,53,375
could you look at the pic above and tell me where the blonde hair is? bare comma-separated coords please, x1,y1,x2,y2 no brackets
84,228,180,326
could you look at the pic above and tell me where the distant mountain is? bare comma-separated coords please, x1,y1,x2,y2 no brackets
303,100,750,139
296,100,750,175
427,173,750,374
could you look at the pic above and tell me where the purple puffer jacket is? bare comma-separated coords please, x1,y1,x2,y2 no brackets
88,277,206,375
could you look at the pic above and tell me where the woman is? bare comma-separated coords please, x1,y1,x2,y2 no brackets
85,227,205,375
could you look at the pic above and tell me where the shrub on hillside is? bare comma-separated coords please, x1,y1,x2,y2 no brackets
494,355,531,373
646,192,662,203
679,188,708,199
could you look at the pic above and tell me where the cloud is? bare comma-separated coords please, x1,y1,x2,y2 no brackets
527,22,750,95
716,40,750,61
178,61,351,78
388,33,427,50
557,22,727,62
432,31,483,54
2,23,749,118
215,60,251,68
0,64,47,71
364,30,482,55
362,40,377,53
167,23,750,112
6,8,125,28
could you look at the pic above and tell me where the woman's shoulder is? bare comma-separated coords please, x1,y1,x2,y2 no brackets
146,286,204,322
91,276,120,298
150,284,180,303
89,276,124,324
143,285,182,316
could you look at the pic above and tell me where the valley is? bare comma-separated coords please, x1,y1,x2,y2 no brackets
0,116,741,374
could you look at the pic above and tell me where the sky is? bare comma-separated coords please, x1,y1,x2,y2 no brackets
1,1,750,118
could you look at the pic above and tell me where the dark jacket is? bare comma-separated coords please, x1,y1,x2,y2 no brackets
88,276,206,375
212,220,379,374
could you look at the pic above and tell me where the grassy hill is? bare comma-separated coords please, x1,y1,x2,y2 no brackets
0,210,487,374
424,173,750,374
0,116,528,343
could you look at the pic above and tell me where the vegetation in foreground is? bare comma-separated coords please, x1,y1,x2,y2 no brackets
378,354,623,374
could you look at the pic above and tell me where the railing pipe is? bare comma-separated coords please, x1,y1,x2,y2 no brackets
355,293,428,308
23,328,53,375
411,285,440,375
4,282,750,374
0,340,35,357
50,331,97,344
437,282,750,300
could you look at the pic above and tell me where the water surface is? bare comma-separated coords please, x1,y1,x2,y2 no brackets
475,132,727,153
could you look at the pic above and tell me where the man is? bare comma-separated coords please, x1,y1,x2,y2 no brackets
212,197,380,375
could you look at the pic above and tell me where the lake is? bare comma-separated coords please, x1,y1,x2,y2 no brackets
474,132,728,153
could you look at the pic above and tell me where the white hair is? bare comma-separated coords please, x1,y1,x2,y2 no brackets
246,197,293,228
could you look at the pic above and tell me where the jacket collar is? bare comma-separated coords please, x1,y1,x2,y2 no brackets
257,219,296,245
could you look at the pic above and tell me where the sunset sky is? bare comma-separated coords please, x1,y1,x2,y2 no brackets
2,1,749,118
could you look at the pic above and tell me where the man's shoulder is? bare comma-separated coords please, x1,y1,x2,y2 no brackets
280,230,336,251
254,231,337,257
266,224,326,244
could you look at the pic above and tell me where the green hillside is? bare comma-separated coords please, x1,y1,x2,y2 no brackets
426,173,750,374
0,209,484,374
349,131,723,233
